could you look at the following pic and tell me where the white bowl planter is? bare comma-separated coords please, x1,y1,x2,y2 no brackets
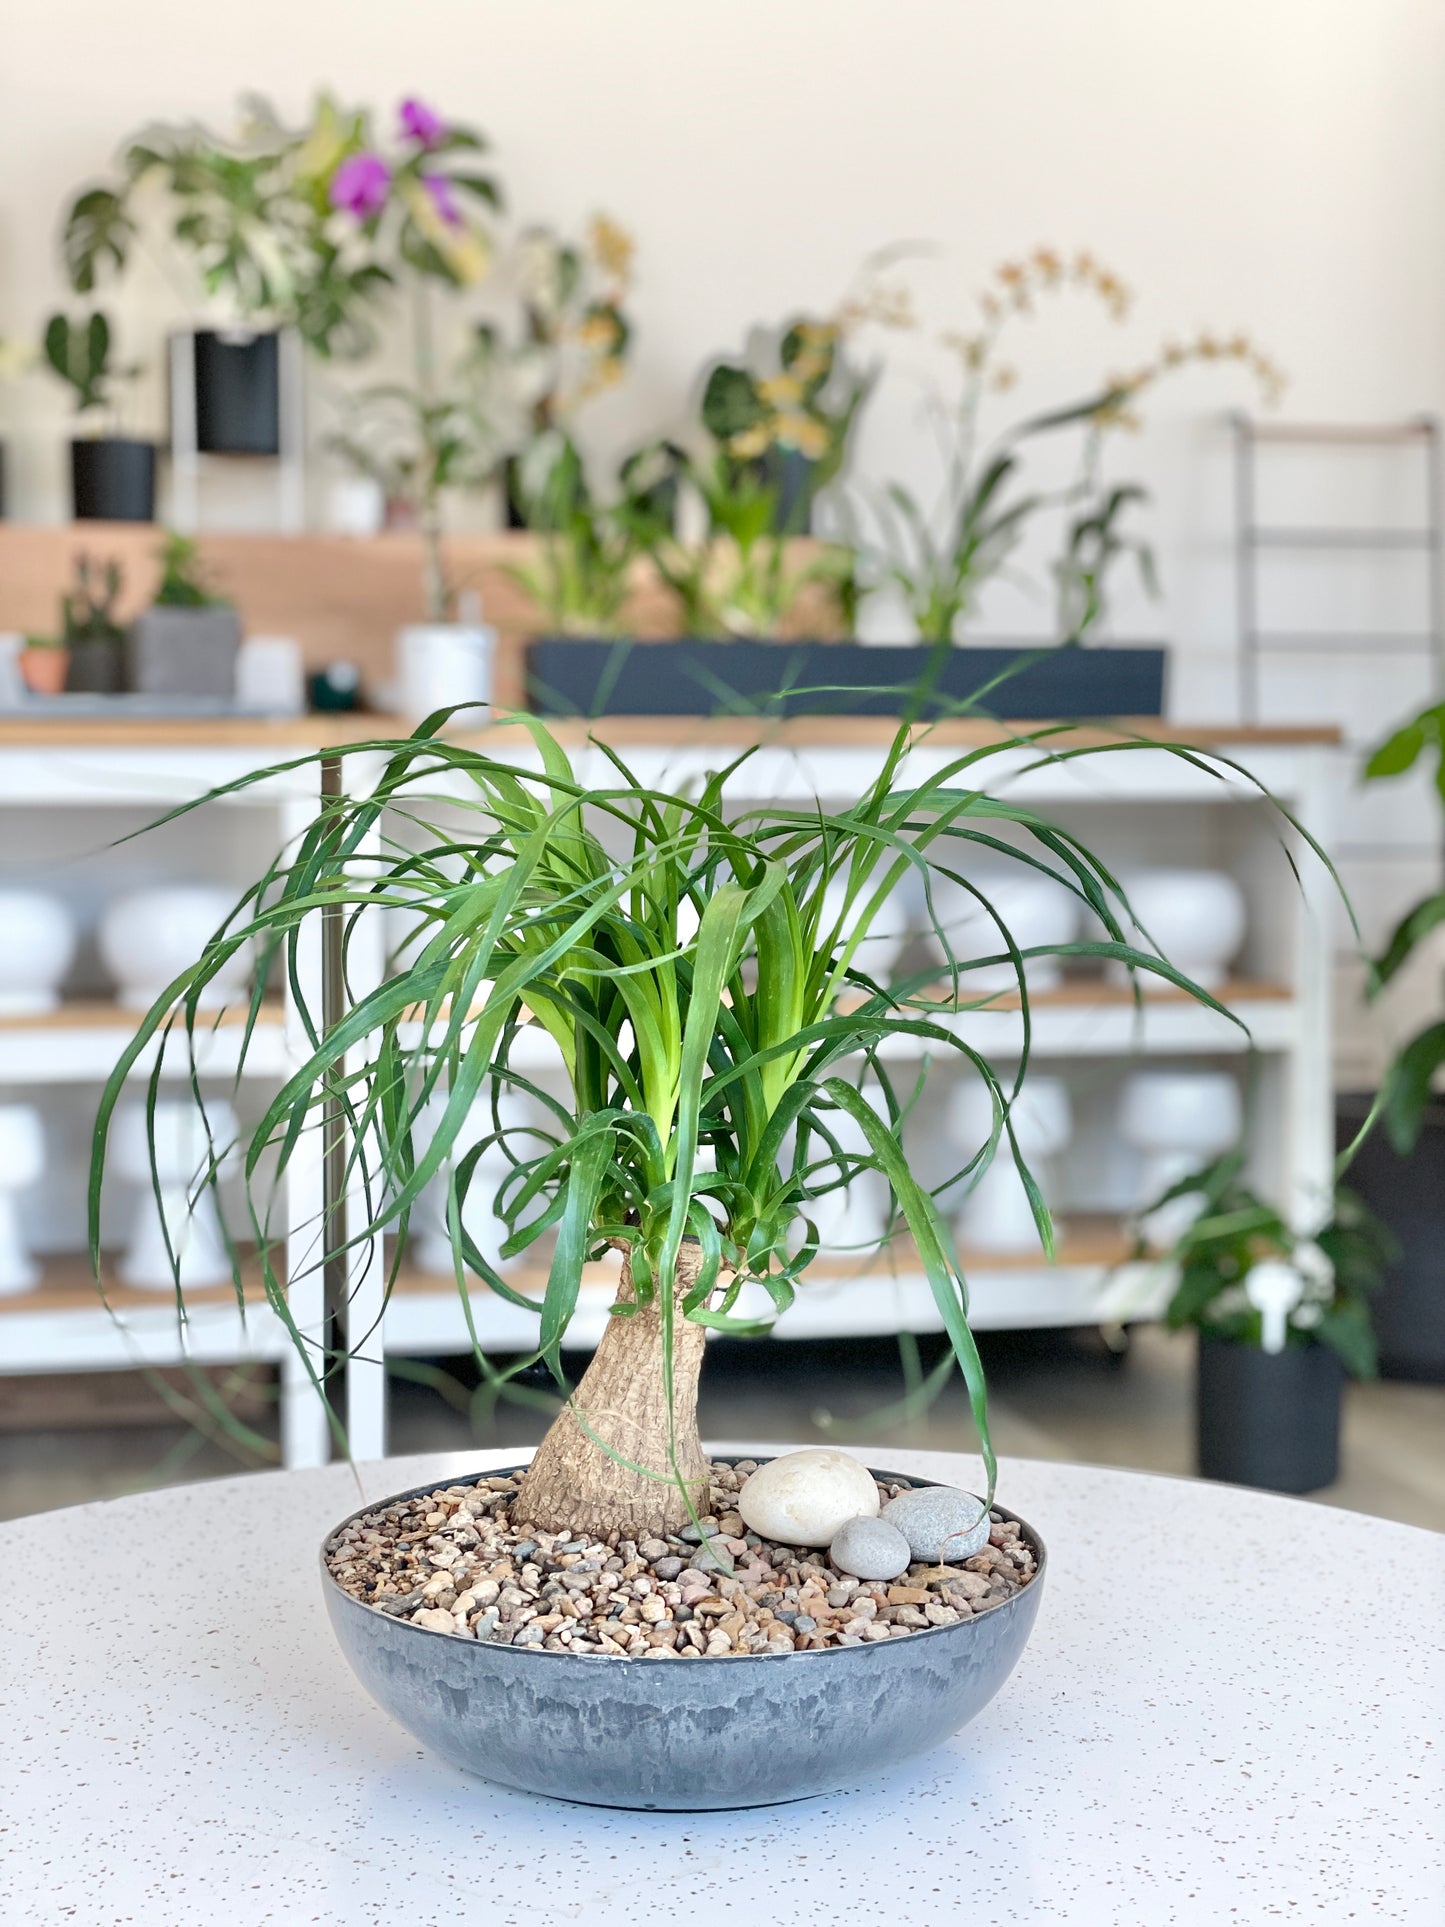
1107,869,1247,989
949,1075,1073,1252
395,624,493,720
0,891,77,1014
922,866,1080,993
0,1104,45,1295
114,1097,239,1289
793,1102,893,1254
1118,1069,1243,1244
99,887,254,1011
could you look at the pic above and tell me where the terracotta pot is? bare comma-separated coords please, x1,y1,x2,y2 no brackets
19,648,69,695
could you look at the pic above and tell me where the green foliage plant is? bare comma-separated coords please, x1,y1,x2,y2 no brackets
624,315,867,640
504,432,642,636
61,93,500,360
1153,1154,1390,1377
90,714,1274,1536
42,311,138,427
153,532,227,609
1362,700,1445,1151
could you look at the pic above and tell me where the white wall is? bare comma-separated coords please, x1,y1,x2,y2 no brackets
1,0,1443,1069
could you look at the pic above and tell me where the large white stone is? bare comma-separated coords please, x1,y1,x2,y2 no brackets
737,1449,880,1548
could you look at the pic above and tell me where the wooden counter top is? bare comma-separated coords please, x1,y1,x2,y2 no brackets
0,712,1342,751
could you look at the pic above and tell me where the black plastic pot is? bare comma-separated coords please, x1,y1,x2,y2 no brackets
64,638,125,694
1196,1336,1343,1493
1336,1094,1445,1382
192,330,280,456
524,637,1168,720
70,438,156,522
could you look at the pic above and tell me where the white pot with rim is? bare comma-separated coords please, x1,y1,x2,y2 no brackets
949,1075,1074,1253
921,865,1080,993
99,886,255,1011
0,1103,45,1295
1118,1069,1243,1245
394,624,494,722
0,891,77,1014
411,1089,532,1276
1107,869,1248,989
114,1097,239,1289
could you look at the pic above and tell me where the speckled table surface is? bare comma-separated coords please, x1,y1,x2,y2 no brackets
2,1446,1441,1926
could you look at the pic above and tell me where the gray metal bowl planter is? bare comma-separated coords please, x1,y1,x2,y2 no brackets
321,1458,1046,1810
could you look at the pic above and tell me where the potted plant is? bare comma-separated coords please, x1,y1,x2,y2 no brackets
17,633,69,696
91,711,1253,1806
521,309,865,715
60,552,127,693
1150,1156,1390,1493
61,93,501,447
473,214,635,528
1340,698,1445,1380
42,311,153,522
523,252,1285,722
126,533,242,698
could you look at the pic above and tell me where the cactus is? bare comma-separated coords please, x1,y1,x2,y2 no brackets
61,554,126,645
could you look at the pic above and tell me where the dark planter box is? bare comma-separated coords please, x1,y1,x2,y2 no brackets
1196,1335,1343,1494
126,606,242,698
64,638,124,694
1337,1094,1445,1382
524,638,1167,720
71,438,156,522
192,330,280,456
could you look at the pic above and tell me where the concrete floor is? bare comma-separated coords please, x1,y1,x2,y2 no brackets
3,1325,1442,1531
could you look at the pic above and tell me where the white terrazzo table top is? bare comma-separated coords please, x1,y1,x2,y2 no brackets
1,1446,1440,1926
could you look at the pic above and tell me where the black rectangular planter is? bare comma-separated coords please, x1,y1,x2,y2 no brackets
192,330,280,456
71,438,156,522
523,638,1167,720
1196,1335,1343,1494
1336,1094,1445,1382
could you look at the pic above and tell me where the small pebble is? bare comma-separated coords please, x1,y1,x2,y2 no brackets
881,1486,991,1562
829,1515,912,1581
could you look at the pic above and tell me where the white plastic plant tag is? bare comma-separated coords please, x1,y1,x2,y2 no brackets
1245,1259,1305,1355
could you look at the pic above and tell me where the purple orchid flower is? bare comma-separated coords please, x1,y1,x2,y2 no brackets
399,98,446,149
421,172,463,229
329,152,391,219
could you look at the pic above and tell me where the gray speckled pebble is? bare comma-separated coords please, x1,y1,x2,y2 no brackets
882,1485,990,1562
829,1514,912,1581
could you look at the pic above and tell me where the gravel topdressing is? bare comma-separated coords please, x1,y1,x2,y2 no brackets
324,1459,1039,1656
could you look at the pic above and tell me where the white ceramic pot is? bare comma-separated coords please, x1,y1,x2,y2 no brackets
411,1090,532,1276
1107,869,1247,989
1117,1069,1243,1244
922,866,1079,993
782,1102,893,1255
949,1075,1073,1253
395,624,493,721
235,635,306,716
819,873,918,983
0,1104,45,1295
0,891,77,1015
99,886,255,1011
114,1097,238,1289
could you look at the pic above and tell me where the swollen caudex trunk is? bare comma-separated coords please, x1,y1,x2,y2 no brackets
513,1240,710,1539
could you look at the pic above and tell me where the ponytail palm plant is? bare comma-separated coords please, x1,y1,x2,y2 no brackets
91,714,1239,1539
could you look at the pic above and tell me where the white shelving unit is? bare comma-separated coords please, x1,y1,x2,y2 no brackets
0,731,332,1469
0,718,1337,1468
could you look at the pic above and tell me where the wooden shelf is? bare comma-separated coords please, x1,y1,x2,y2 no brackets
0,1248,282,1315
844,976,1291,1014
0,997,284,1033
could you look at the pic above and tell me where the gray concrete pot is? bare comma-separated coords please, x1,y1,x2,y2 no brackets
126,605,241,698
321,1458,1046,1810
